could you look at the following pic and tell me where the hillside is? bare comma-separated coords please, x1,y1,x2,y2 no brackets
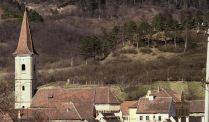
0,0,206,81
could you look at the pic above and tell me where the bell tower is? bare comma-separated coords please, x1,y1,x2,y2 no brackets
13,10,38,109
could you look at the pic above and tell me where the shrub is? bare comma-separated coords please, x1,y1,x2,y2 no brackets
119,48,138,54
140,47,153,54
112,51,120,57
158,44,184,53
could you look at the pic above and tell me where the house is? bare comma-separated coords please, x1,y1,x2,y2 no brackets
136,96,176,122
96,113,121,122
121,101,136,122
20,87,121,121
128,101,138,122
13,9,121,121
146,86,190,117
167,116,203,122
189,100,204,116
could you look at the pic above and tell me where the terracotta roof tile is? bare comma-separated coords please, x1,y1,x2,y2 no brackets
95,87,120,104
26,87,119,120
190,100,205,113
128,101,138,108
121,101,136,115
30,89,95,119
136,97,172,114
13,10,38,55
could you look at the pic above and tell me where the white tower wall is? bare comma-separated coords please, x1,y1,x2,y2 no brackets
15,56,37,109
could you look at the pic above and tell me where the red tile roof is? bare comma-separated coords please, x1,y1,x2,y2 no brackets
13,10,38,55
189,100,205,113
21,87,120,120
121,101,136,115
128,101,138,108
136,97,172,114
153,89,190,103
95,87,120,104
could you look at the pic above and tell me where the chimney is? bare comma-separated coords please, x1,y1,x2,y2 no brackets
186,116,189,122
161,86,164,90
149,94,154,101
18,110,21,119
158,86,160,92
178,117,181,122
202,116,205,122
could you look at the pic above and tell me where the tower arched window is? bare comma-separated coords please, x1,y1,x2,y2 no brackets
22,64,25,71
34,65,35,71
22,86,25,91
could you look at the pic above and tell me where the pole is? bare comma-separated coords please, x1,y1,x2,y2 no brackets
205,28,209,122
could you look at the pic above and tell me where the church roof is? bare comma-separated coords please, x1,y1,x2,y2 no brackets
21,87,120,120
13,10,38,56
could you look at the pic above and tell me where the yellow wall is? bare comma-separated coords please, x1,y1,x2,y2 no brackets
129,108,137,122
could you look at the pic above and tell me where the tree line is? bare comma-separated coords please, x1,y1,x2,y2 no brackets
0,0,43,24
78,8,208,62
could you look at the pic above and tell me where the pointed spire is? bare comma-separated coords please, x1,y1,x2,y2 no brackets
13,10,38,56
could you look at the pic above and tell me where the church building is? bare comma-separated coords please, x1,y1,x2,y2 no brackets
14,10,121,121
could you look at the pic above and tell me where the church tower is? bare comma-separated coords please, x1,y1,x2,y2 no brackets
13,10,38,109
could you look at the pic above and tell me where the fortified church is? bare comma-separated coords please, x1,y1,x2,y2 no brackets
14,10,121,121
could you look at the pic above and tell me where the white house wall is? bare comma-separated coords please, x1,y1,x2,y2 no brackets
136,114,169,122
95,104,120,111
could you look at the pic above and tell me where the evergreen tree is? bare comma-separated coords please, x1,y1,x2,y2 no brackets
138,21,153,47
152,13,164,32
126,21,137,46
180,9,193,52
194,9,203,28
78,35,102,62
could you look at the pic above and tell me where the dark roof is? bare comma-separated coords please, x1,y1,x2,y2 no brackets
172,116,202,122
136,97,172,114
128,101,138,108
103,117,120,122
95,87,120,104
190,100,205,113
13,10,38,56
101,113,115,117
121,101,136,115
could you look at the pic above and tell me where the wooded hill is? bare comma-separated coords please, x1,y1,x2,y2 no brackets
0,0,207,84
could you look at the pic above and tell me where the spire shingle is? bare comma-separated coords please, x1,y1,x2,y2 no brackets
13,10,38,56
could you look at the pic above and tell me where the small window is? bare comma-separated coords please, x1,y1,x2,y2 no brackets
146,116,149,120
22,64,25,71
34,65,35,71
153,116,155,119
159,116,161,121
22,86,25,91
22,106,24,108
140,116,143,120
